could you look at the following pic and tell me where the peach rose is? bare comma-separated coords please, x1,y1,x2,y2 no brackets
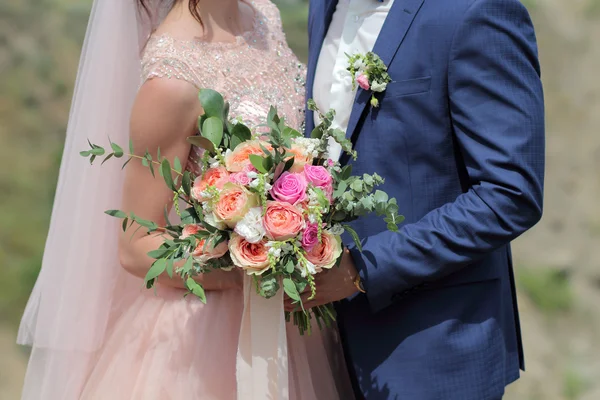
191,166,230,201
213,183,259,228
263,201,304,241
180,224,228,262
229,233,270,275
304,231,343,269
225,140,272,172
286,145,314,174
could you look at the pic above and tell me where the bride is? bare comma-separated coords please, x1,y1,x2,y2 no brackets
17,0,354,398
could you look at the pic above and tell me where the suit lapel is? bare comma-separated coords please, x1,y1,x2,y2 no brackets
344,0,425,141
305,0,338,136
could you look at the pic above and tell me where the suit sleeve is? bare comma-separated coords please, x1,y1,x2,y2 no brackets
349,0,545,313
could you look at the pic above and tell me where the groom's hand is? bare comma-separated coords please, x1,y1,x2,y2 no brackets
284,248,360,311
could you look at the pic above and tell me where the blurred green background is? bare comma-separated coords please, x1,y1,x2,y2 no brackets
1,0,600,399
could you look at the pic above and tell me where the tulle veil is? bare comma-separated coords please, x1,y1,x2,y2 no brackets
17,0,174,397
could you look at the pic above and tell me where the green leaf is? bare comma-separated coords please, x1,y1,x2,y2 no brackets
331,210,347,221
342,224,363,252
187,135,215,153
122,217,129,232
341,165,352,180
181,256,194,274
283,156,295,173
90,147,105,156
122,157,132,170
111,142,124,157
282,126,302,139
182,171,192,197
147,249,169,259
285,259,295,274
202,117,224,147
101,153,114,165
134,216,158,230
105,209,127,219
174,156,182,173
145,259,167,283
231,123,252,140
129,138,134,154
373,190,389,204
249,154,269,174
198,89,224,118
387,223,399,232
166,258,174,279
80,150,90,157
351,180,363,193
161,159,176,191
186,278,207,303
310,126,323,139
283,278,301,301
141,157,149,167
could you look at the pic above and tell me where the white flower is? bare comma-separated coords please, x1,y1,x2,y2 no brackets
353,59,366,71
329,224,345,236
305,260,317,276
234,207,266,243
249,179,260,189
371,80,387,93
308,214,317,224
247,171,258,179
268,247,282,259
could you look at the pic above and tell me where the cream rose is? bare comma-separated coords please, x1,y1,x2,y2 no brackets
229,233,270,275
304,231,343,270
213,183,259,228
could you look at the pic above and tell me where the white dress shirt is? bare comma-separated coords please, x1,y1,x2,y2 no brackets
313,0,394,160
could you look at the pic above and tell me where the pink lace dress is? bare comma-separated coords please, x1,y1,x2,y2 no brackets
79,1,354,399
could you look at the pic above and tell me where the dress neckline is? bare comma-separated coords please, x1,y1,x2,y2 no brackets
152,0,263,48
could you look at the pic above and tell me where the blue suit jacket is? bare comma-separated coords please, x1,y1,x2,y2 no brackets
306,1,545,399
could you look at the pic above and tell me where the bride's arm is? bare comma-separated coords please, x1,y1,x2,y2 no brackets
118,78,242,291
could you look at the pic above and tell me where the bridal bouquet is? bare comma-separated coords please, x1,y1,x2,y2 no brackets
81,89,403,334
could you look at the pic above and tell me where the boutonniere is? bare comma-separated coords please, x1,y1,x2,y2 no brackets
346,52,392,107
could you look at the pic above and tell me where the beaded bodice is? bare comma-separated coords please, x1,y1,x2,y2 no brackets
141,0,306,132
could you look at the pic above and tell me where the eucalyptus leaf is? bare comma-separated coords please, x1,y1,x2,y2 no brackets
105,209,127,219
342,224,363,253
182,171,192,197
145,259,167,283
283,278,300,301
109,142,123,158
101,153,114,165
341,165,352,180
249,154,268,173
198,89,224,118
187,135,216,153
351,180,363,193
174,156,182,173
202,117,224,147
147,249,169,259
166,258,174,279
186,278,207,303
161,159,176,191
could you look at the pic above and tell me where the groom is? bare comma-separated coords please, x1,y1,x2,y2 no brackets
300,0,544,399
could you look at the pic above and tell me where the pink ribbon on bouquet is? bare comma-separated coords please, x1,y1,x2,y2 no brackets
236,275,289,399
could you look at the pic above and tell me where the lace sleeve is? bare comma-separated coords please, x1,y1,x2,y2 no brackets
141,36,201,88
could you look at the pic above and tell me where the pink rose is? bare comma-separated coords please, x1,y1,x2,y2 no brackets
304,164,334,202
229,233,270,275
191,166,230,201
305,231,343,269
225,140,272,172
230,172,252,186
356,74,370,91
213,183,259,228
301,223,319,251
263,201,305,241
286,144,314,174
270,172,307,205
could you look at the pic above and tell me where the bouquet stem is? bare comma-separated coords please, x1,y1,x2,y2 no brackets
285,303,337,336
